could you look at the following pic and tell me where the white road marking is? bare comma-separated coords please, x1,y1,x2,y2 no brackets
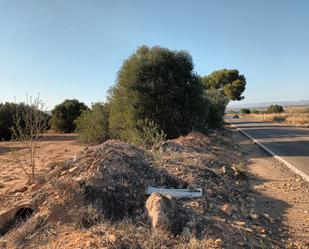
227,122,309,183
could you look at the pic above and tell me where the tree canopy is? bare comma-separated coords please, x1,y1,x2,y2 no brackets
202,69,246,101
266,105,284,114
75,102,110,144
51,99,88,133
240,108,251,114
108,45,208,142
0,103,21,140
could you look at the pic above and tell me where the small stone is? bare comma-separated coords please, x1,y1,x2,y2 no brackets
178,183,184,189
249,210,258,220
237,241,246,247
182,227,191,237
186,221,194,228
221,204,233,216
146,193,178,231
69,166,77,173
108,234,117,243
11,186,28,194
187,184,197,190
222,166,226,174
214,239,223,247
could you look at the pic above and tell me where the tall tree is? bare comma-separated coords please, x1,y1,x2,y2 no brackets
201,69,246,127
108,45,208,142
51,99,88,133
202,69,246,101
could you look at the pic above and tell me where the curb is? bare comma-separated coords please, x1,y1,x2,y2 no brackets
227,122,309,183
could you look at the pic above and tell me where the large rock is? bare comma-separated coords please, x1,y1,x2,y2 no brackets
145,193,186,234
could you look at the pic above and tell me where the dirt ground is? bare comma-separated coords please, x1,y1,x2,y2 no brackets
232,129,309,247
0,131,308,248
0,133,85,197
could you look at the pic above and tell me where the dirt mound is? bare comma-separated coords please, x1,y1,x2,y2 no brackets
0,140,164,246
1,131,307,248
50,140,181,220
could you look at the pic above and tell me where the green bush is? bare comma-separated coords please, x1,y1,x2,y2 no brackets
136,118,166,149
0,103,20,140
108,45,208,142
240,108,251,114
75,103,110,144
205,88,228,128
201,69,247,128
266,105,284,114
51,99,88,133
202,69,246,101
251,109,260,114
0,102,50,141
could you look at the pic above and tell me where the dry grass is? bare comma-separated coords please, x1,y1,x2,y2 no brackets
5,215,49,249
249,110,309,127
88,219,216,249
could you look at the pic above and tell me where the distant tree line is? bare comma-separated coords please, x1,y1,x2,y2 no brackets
236,105,285,115
1,46,247,146
0,102,50,141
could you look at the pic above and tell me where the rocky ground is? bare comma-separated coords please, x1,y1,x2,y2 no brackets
0,130,308,248
233,129,309,248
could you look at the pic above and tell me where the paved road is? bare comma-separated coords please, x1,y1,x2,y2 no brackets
227,118,309,178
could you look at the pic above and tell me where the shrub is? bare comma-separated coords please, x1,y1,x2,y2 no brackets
75,102,109,144
240,108,251,114
251,109,260,114
108,45,208,142
201,69,247,128
0,102,47,141
202,69,246,101
266,105,284,114
136,118,166,149
12,95,49,182
0,102,19,140
205,88,228,128
50,99,88,133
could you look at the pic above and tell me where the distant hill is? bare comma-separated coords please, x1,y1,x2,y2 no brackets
227,100,309,110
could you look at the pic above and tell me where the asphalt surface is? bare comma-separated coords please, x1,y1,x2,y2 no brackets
227,118,309,177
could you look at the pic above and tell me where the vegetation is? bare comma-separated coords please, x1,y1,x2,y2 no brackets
248,107,309,126
136,118,167,149
251,109,260,114
10,95,50,181
75,102,110,144
0,102,50,141
0,103,22,140
1,46,247,147
240,108,251,114
202,69,246,127
108,46,209,143
50,99,88,133
202,69,246,101
266,104,284,114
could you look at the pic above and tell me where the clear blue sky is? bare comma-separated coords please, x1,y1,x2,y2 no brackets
1,0,308,109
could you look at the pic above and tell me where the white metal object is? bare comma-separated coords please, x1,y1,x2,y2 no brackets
146,186,203,198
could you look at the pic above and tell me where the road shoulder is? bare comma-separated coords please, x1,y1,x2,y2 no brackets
232,129,309,248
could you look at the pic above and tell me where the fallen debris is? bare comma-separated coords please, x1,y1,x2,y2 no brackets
146,186,203,199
